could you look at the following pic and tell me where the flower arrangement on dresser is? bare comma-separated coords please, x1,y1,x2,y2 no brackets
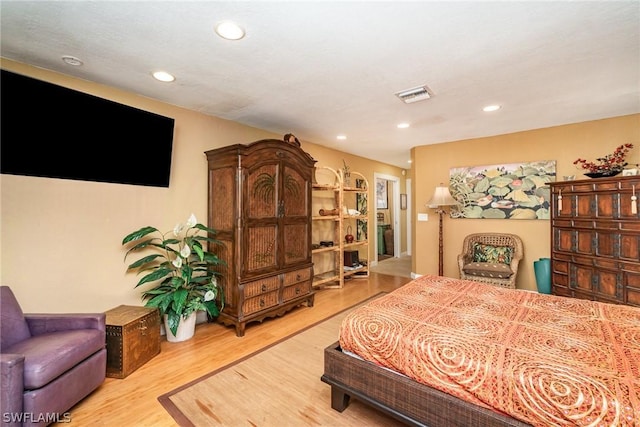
573,143,634,177
122,213,225,341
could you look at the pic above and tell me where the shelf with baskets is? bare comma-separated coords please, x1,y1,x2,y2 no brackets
311,167,369,289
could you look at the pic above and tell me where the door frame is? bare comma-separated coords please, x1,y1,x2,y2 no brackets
373,172,401,263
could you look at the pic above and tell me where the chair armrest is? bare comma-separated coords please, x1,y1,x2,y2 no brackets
1,353,25,420
457,254,473,278
457,253,472,266
25,313,106,336
509,258,522,275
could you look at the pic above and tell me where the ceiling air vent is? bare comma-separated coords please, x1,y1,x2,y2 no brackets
395,85,433,104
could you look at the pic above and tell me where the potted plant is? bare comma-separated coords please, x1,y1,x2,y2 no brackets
573,143,634,177
122,213,225,342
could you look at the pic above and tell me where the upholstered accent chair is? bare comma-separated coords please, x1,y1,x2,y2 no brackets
457,233,524,289
0,286,106,426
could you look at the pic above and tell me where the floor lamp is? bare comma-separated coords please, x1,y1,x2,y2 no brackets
427,183,458,276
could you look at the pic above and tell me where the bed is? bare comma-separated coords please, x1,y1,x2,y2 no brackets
321,275,640,426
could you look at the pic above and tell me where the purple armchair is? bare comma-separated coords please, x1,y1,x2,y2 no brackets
1,286,106,427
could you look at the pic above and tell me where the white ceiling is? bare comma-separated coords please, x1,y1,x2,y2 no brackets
1,1,639,168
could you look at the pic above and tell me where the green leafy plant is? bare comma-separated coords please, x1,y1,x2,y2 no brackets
122,213,225,336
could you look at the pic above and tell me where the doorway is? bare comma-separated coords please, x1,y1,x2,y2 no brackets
373,172,401,264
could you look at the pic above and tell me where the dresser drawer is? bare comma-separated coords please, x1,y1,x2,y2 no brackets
283,281,312,302
552,272,568,287
625,285,640,306
551,284,571,298
283,267,312,286
242,290,279,315
624,270,640,307
552,259,568,274
243,276,280,298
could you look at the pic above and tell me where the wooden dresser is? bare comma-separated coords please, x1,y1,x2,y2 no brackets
205,139,317,336
549,175,640,307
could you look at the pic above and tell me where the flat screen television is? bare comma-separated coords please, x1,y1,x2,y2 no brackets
1,69,175,187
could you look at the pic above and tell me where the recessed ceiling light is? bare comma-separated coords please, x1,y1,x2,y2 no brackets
61,55,83,66
337,135,347,140
397,123,410,129
407,160,412,164
483,105,501,112
152,71,175,82
215,21,245,40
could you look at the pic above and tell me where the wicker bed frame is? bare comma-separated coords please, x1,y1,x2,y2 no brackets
321,342,531,427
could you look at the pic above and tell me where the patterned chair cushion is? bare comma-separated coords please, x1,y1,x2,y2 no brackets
463,262,514,279
472,243,513,265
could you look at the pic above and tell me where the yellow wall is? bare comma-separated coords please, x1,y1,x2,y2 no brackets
412,114,640,290
0,59,406,312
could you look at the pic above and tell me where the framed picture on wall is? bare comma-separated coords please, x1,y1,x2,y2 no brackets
449,160,556,220
376,178,387,209
356,178,368,240
400,193,407,210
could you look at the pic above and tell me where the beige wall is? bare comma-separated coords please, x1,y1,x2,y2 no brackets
412,113,640,290
0,59,406,312
4,58,636,310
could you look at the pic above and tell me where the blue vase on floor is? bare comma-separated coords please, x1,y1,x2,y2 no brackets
534,258,551,294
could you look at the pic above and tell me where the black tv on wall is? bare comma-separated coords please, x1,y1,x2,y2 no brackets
1,69,175,187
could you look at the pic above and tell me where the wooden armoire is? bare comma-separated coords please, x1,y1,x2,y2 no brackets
549,175,640,307
205,139,317,336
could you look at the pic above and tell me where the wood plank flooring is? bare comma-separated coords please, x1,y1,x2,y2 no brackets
369,254,412,278
58,272,411,426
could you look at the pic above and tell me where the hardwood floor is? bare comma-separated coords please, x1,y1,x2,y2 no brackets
58,272,411,426
369,254,412,278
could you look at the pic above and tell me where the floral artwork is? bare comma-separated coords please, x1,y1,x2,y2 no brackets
449,160,556,220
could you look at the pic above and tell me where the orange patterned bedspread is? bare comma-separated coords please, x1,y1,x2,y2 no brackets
339,275,640,426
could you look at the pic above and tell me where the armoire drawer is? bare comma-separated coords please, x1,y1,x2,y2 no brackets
283,267,312,286
242,290,279,315
283,281,312,302
243,276,280,298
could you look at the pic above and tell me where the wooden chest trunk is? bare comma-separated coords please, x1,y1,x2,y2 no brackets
105,305,161,378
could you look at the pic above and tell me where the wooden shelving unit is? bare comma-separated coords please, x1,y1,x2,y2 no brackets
312,167,369,289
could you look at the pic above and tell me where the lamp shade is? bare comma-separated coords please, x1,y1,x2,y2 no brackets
427,184,458,208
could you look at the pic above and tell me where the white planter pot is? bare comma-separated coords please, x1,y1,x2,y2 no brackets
164,312,197,343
